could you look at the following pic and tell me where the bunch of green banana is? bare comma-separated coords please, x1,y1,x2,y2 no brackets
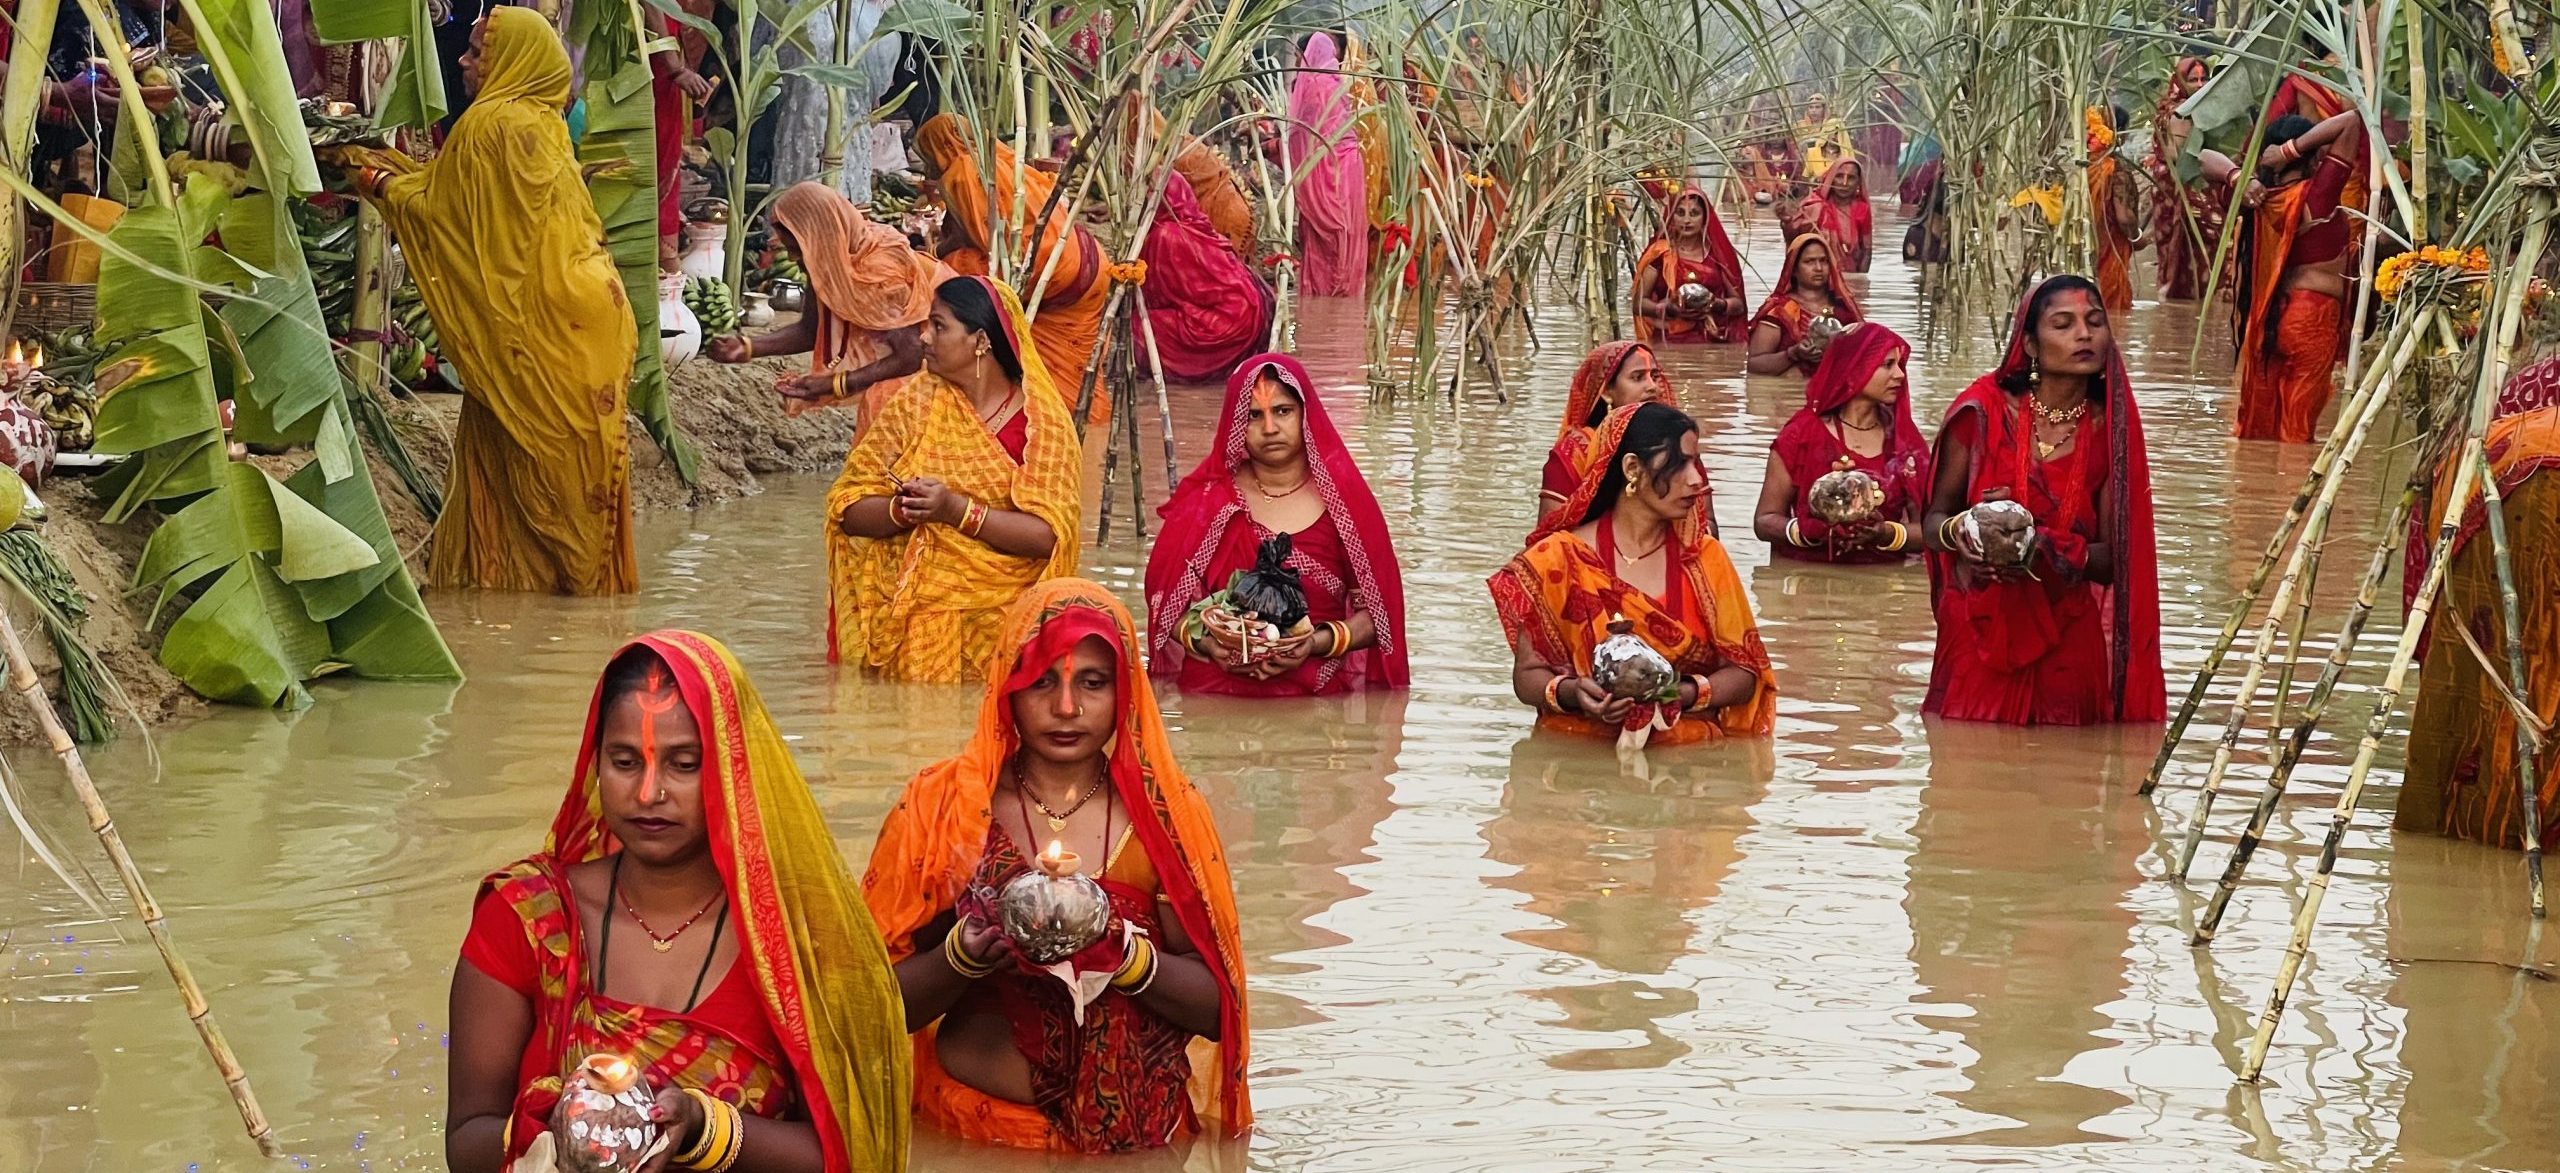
23,377,98,451
684,277,739,335
870,190,916,217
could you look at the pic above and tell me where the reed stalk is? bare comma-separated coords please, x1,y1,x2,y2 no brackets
2168,324,2421,873
2479,458,2546,917
2240,190,2552,1082
0,606,280,1155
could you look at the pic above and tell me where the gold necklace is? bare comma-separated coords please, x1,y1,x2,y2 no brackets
1612,518,1669,563
976,388,1020,429
2027,383,2088,459
1019,768,1105,832
1253,474,1309,501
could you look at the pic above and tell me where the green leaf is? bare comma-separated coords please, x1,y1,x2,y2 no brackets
307,0,445,129
784,62,881,89
153,558,327,708
176,0,325,196
877,0,971,40
577,17,701,485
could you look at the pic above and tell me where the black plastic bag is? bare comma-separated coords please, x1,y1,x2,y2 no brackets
1226,533,1309,631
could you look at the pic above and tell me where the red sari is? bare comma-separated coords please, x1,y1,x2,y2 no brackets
1768,323,1928,565
1541,341,1685,508
1634,186,1747,344
1138,172,1274,384
1491,405,1779,746
1145,353,1410,695
2235,153,2354,442
1750,234,1865,374
458,632,910,1171
1924,280,2165,725
1800,162,1875,274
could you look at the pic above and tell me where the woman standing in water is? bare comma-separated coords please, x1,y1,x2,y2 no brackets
351,7,634,595
1793,161,1874,274
863,580,1252,1153
914,113,1111,394
1746,234,1863,376
1492,403,1777,746
704,182,938,432
446,633,909,1173
1921,275,2164,724
1146,354,1408,696
828,277,1081,682
1539,341,1681,519
1289,32,1369,297
1753,322,1927,564
1633,185,1748,345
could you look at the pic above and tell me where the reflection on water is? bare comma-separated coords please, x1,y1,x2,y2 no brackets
4,213,2558,1171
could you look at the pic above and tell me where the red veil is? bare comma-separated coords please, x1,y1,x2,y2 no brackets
1800,161,1875,270
1924,278,2164,722
1750,233,1864,342
1772,322,1930,517
1138,171,1275,384
1634,185,1746,344
1558,341,1681,441
1144,353,1410,690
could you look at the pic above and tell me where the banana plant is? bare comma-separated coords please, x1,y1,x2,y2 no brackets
3,0,459,706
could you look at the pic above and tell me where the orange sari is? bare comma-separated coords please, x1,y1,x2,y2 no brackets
2090,155,2135,315
1492,406,1778,745
769,182,941,430
916,113,1111,397
861,580,1252,1152
463,631,910,1171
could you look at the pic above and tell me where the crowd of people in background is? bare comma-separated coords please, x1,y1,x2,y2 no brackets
381,12,2560,1170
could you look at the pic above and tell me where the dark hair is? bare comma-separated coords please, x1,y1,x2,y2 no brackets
594,644,683,745
934,276,1025,383
1578,402,1699,525
1584,348,1644,427
2265,113,2314,148
1999,274,2107,394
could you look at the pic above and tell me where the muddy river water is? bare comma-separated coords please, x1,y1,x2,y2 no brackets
3,215,2555,1172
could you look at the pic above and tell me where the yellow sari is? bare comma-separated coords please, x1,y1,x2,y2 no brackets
825,281,1082,681
358,8,636,595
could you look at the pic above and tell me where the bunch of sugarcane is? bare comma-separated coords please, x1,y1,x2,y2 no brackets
2142,4,2558,1086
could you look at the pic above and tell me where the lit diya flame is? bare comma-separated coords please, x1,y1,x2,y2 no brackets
1038,837,1081,878
578,1052,642,1093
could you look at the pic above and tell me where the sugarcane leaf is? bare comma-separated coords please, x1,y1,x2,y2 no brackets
784,62,881,89
877,0,970,40
640,0,728,49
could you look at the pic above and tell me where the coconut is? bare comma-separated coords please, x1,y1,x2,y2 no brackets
1960,499,2037,566
1806,468,1884,525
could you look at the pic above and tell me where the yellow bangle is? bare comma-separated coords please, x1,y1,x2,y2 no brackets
1883,521,1908,552
943,926,997,978
675,1088,738,1172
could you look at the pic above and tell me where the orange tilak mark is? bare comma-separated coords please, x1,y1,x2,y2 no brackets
631,668,680,805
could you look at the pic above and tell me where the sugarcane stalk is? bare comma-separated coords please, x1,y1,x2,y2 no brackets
2170,321,2425,874
1133,290,1177,481
0,606,280,1155
2405,0,2428,236
2242,193,2550,1081
2139,377,2390,797
2195,470,2423,943
2481,449,2548,917
2266,537,2319,755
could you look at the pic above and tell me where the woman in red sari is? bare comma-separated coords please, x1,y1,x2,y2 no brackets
863,580,1251,1153
1145,353,1409,695
1921,276,2164,725
1753,322,1928,564
1138,172,1274,384
1747,234,1864,376
1633,185,1748,344
1540,341,1680,517
1491,403,1778,746
1796,161,1875,274
447,633,910,1173
2148,58,2216,302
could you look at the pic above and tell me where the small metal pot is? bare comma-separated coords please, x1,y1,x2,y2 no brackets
768,280,806,314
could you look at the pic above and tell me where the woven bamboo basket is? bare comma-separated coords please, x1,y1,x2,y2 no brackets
14,282,96,336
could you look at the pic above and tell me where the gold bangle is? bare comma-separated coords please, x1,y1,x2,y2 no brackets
1937,515,1962,550
1784,517,1804,547
677,1090,739,1172
943,926,996,978
1542,674,1567,713
705,1099,744,1173
1884,521,1908,552
1110,936,1154,991
671,1089,723,1168
959,498,989,538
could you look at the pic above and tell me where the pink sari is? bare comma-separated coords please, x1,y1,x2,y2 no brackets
1290,33,1369,296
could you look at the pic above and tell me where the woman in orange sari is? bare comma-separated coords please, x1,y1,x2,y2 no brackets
704,182,939,431
1921,275,2164,725
1746,234,1863,376
1540,341,1680,518
862,579,1251,1153
2085,108,2140,315
1633,185,1748,345
1795,161,1874,274
446,632,909,1173
915,112,1111,392
1491,403,1778,746
2399,361,2560,851
2215,108,2363,442
828,277,1081,682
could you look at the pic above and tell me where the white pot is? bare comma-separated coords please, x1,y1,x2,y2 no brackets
658,271,701,367
678,223,729,284
740,291,775,328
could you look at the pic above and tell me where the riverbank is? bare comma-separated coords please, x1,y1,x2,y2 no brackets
7,351,849,744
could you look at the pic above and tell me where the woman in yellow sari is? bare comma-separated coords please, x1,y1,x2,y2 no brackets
1491,403,1777,746
827,277,1081,682
351,7,635,595
446,631,909,1173
914,113,1112,397
862,579,1251,1153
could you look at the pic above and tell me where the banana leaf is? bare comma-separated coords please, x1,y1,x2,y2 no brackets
306,0,448,130
576,0,701,485
174,0,323,196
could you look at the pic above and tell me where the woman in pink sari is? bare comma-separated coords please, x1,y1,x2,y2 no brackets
1139,172,1275,384
1290,32,1369,297
1145,353,1409,696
